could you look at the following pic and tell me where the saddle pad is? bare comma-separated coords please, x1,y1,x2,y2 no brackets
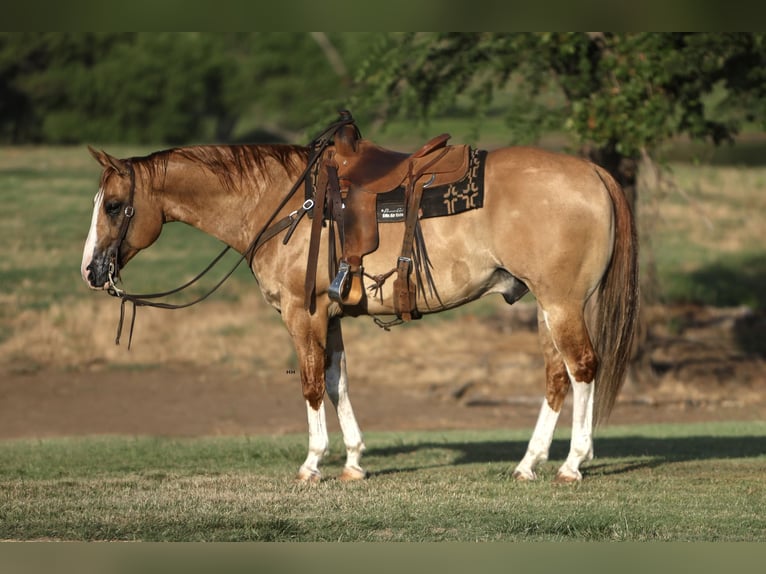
376,148,487,222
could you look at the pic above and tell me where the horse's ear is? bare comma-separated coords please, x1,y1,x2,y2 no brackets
88,145,108,166
88,145,129,176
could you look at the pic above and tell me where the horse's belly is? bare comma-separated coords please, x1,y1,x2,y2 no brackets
360,213,502,315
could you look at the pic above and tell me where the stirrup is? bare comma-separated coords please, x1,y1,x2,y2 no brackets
329,261,351,303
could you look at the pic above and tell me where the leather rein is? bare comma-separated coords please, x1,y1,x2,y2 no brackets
106,115,355,348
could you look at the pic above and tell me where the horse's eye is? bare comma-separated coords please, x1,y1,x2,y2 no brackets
104,201,122,217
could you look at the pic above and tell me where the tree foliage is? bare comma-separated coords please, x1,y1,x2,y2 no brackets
0,32,354,145
3,32,766,157
352,33,766,159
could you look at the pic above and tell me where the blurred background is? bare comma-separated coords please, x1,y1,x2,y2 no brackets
1,33,765,434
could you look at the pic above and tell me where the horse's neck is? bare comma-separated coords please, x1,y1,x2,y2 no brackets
158,155,283,254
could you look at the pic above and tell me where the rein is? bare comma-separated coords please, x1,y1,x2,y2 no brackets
107,114,355,348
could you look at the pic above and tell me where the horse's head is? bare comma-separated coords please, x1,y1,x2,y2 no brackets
81,147,164,290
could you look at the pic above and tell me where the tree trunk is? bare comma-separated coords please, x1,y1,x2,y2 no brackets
584,142,638,209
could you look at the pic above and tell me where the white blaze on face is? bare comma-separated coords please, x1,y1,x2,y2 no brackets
81,189,104,285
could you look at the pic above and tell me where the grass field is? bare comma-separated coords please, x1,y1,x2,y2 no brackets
0,422,763,541
638,159,766,310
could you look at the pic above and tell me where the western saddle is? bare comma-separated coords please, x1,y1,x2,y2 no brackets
304,111,470,322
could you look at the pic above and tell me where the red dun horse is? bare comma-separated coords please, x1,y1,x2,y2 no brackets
81,135,638,482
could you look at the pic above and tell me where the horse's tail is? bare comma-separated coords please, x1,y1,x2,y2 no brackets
592,165,639,425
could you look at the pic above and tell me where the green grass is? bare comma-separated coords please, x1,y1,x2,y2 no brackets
1,422,764,541
660,252,766,310
638,161,766,310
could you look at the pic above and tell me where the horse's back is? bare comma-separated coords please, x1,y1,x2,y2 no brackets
484,146,613,212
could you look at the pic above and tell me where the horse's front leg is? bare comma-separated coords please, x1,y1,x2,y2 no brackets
325,317,366,481
284,304,331,483
298,395,329,483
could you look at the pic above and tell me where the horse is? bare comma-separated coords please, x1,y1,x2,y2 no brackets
80,134,638,483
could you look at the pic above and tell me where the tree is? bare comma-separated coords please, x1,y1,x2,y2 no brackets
351,33,766,205
0,32,362,145
0,33,228,144
0,33,134,143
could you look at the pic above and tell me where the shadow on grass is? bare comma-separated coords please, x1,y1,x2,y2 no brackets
368,434,766,477
686,254,766,357
663,253,766,357
680,253,766,309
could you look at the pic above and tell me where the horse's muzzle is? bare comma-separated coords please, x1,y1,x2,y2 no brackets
83,251,111,290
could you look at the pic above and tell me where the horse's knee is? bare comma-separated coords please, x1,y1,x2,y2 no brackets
295,335,328,409
302,385,324,409
300,356,326,409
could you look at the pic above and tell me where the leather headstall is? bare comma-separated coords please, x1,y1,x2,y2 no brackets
106,159,136,295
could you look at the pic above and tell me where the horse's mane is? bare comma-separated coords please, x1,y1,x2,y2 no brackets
133,144,310,194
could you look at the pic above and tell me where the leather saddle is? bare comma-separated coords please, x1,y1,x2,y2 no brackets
334,125,468,193
321,120,470,320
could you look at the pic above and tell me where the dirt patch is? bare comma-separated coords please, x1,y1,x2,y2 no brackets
1,303,763,439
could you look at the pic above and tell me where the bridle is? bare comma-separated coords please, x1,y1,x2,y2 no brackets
105,113,355,348
105,159,136,297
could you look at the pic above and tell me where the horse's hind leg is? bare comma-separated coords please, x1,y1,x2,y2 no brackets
545,303,597,482
325,317,366,481
514,303,597,482
513,307,571,480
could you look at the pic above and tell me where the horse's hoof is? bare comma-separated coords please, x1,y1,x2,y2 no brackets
512,468,537,481
296,467,322,484
340,466,367,482
553,469,582,484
